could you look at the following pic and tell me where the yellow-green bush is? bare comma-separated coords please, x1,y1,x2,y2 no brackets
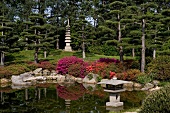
139,85,170,113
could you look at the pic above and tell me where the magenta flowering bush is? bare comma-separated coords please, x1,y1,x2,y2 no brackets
56,56,86,77
97,58,120,63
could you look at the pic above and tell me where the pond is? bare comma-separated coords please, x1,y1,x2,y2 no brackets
0,83,147,113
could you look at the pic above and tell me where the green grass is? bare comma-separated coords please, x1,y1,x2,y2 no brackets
5,49,135,65
109,107,140,113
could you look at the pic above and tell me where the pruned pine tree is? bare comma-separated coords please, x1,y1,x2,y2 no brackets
0,16,13,66
158,9,170,55
41,24,56,58
146,14,163,59
73,15,88,59
25,13,45,63
104,1,127,62
139,2,158,72
121,6,141,58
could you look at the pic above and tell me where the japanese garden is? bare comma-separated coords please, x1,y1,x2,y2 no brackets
0,0,170,113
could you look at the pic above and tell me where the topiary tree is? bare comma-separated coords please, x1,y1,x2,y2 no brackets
139,85,170,113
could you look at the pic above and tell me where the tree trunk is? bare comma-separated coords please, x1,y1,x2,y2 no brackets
82,25,86,59
44,51,47,58
118,14,123,62
34,49,38,63
141,19,146,72
56,38,59,49
153,48,156,59
132,48,135,57
0,52,4,66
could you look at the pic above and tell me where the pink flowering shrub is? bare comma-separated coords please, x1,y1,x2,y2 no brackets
56,56,86,76
97,58,120,63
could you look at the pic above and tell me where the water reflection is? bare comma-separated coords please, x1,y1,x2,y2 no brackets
0,83,146,113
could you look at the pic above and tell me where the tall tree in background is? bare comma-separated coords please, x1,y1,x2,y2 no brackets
24,13,45,63
139,2,158,72
0,16,13,66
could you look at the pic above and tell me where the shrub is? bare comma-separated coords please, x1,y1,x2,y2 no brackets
86,62,109,78
102,45,118,56
97,58,120,63
117,69,141,81
56,56,85,75
38,61,55,71
136,73,152,84
147,55,170,81
139,85,170,113
0,64,30,79
68,63,88,78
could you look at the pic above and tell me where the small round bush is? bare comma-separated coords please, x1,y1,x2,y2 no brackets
139,85,170,113
56,56,85,75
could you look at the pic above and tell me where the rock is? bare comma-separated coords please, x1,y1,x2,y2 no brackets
23,76,46,82
141,83,154,91
75,77,83,83
83,73,99,84
11,75,32,86
19,72,32,78
0,78,10,84
43,69,50,76
65,74,76,81
46,76,58,80
133,82,143,88
152,80,160,86
50,70,57,76
56,75,65,82
83,83,96,91
33,68,42,75
123,81,134,88
149,86,161,92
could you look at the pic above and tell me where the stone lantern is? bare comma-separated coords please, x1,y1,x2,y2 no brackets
64,19,72,51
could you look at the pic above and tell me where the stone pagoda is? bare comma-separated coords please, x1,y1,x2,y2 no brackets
64,19,72,51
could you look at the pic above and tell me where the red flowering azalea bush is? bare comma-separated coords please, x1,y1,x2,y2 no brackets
117,69,141,81
56,56,86,76
86,62,109,78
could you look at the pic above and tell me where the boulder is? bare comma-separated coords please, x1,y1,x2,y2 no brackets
123,81,134,88
83,73,99,84
43,69,50,76
56,75,65,82
133,82,143,88
33,68,42,76
11,75,32,86
152,80,160,86
141,83,154,91
0,78,10,84
75,77,83,83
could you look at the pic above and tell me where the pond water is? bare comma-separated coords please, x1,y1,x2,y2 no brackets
0,83,147,113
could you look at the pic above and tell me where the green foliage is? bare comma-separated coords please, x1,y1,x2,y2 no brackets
0,64,30,79
139,85,170,113
102,45,118,56
136,73,153,84
147,55,170,81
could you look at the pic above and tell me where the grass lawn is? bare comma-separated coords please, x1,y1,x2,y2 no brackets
6,49,135,65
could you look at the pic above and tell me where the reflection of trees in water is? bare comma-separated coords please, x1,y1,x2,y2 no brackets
121,91,147,109
0,84,109,113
